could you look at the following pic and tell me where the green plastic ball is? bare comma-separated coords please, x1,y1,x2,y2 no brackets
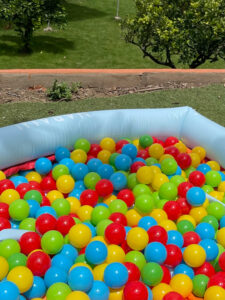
201,215,219,231
41,230,64,254
133,184,151,198
125,251,146,271
161,158,178,175
46,283,71,300
139,135,153,148
185,166,196,177
109,153,120,166
156,200,168,209
24,190,42,204
135,194,155,213
52,164,69,180
207,202,225,220
75,254,95,268
9,199,30,221
192,275,209,298
146,157,158,166
19,218,36,231
177,220,195,234
74,138,90,153
96,219,113,236
202,185,214,194
84,172,101,190
152,192,160,203
0,239,20,259
205,171,222,187
158,182,177,200
8,253,27,271
170,175,186,187
91,206,110,225
52,198,71,217
127,174,139,189
141,262,163,286
109,199,128,214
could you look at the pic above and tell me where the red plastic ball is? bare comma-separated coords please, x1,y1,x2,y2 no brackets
176,153,192,169
189,171,206,187
164,244,182,268
164,136,179,147
88,144,102,157
116,140,129,151
165,146,180,159
0,217,11,230
177,182,193,198
123,281,148,300
109,212,127,226
35,213,57,235
19,232,41,255
207,272,225,289
176,197,191,214
27,250,51,276
41,196,51,207
163,291,184,300
161,265,171,284
0,203,9,219
87,155,95,162
124,262,141,282
104,222,126,245
80,190,99,207
40,176,56,192
137,150,149,160
147,225,168,245
16,183,32,198
79,247,86,255
183,231,201,247
29,181,41,190
95,179,114,197
195,262,215,277
163,201,182,220
130,162,146,173
56,215,75,236
0,179,15,194
117,189,135,207
121,240,132,254
218,252,225,272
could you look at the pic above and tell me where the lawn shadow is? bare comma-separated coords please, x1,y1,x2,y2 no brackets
0,34,74,56
65,2,107,22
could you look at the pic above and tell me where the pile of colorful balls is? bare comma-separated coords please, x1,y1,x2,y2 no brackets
0,135,225,300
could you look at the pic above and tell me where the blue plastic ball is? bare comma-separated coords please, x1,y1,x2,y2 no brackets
104,263,128,288
125,226,132,236
83,222,97,238
0,281,20,300
138,216,157,231
122,144,138,159
218,172,225,182
88,280,109,300
71,163,89,180
115,154,132,171
44,266,67,288
55,147,70,162
59,158,75,172
97,164,114,179
167,230,184,248
35,206,57,218
175,166,182,175
186,187,206,206
10,176,28,188
195,222,215,240
197,164,211,174
174,264,195,279
75,180,86,191
35,158,52,175
87,159,103,172
146,286,153,300
110,172,127,191
27,200,40,218
59,244,78,262
68,189,83,199
10,220,20,229
24,276,46,299
51,254,73,272
68,266,94,292
199,239,219,261
85,241,108,265
144,242,167,264
220,216,225,228
133,157,146,164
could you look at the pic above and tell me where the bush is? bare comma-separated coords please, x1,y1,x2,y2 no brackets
47,80,80,101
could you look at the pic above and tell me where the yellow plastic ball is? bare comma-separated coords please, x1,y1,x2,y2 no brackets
71,149,87,163
132,139,142,150
126,209,142,227
104,194,117,206
126,227,149,251
150,209,168,223
181,170,187,178
91,236,108,246
207,160,220,171
174,142,187,153
93,263,108,281
77,205,93,222
7,266,33,293
170,274,193,298
177,215,196,227
148,143,164,159
46,190,64,204
56,175,75,194
150,166,161,176
210,191,224,201
67,196,80,213
218,181,225,193
70,263,93,273
106,245,125,263
136,166,153,184
0,256,9,280
189,153,201,168
97,150,111,164
204,286,225,300
183,244,206,268
202,198,209,208
152,173,169,191
25,171,42,183
66,291,90,300
159,154,174,163
192,146,206,161
159,220,177,231
0,170,6,180
0,189,20,205
69,224,92,248
216,227,225,248
100,137,116,153
190,207,207,224
109,288,123,300
152,283,173,300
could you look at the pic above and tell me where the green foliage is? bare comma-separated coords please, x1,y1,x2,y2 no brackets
0,0,66,52
47,80,80,101
122,0,225,68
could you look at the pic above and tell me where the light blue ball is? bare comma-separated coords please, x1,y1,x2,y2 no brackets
97,164,114,179
199,239,219,261
83,222,97,238
104,263,128,288
195,222,215,240
35,158,52,175
68,188,83,199
27,200,40,218
115,154,132,171
138,216,157,231
85,241,108,265
68,266,94,292
197,164,211,174
10,176,28,188
24,276,46,299
167,230,184,248
174,264,195,279
110,172,127,191
51,254,73,272
133,157,146,164
87,159,103,172
71,163,89,180
44,266,67,288
144,242,167,264
146,286,153,300
220,216,225,228
75,180,86,191
35,206,57,218
186,187,206,206
59,158,75,172
88,280,109,300
0,281,20,300
55,147,70,162
122,144,138,159
59,244,78,262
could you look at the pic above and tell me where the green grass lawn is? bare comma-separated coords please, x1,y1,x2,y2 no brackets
0,84,224,127
0,0,224,69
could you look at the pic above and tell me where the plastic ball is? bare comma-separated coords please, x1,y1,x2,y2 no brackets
74,138,90,152
0,280,20,300
162,292,184,300
195,261,215,277
202,215,219,231
69,224,92,248
127,227,149,251
124,262,141,282
163,201,182,221
24,190,42,204
135,194,154,214
159,182,177,200
167,230,184,248
0,216,11,230
104,262,128,288
0,189,20,205
190,207,207,224
138,216,157,231
109,212,127,226
125,251,146,271
52,164,70,180
144,242,167,264
85,241,108,265
19,232,41,255
152,283,173,300
52,198,71,217
96,219,113,236
177,220,195,234
95,179,113,197
106,245,125,263
205,170,222,187
218,252,225,271
56,215,75,235
88,280,109,300
71,149,87,163
110,172,127,191
139,135,153,148
136,166,153,184
0,239,20,259
164,244,182,268
208,271,225,289
183,244,206,268
176,153,192,169
46,282,71,300
44,266,67,288
93,263,108,281
186,187,206,206
207,202,225,220
123,281,148,300
0,256,9,279
174,264,194,279
27,250,51,276
216,227,225,247
35,213,57,234
204,286,225,300
7,253,27,270
56,175,75,194
150,209,167,223
104,223,126,245
115,154,132,171
189,171,205,187
147,225,168,245
35,158,52,175
109,200,128,215
24,276,46,299
51,254,73,272
195,222,215,240
68,266,93,292
41,230,64,254
100,137,116,152
192,274,209,298
84,172,101,190
170,274,193,298
97,149,112,164
7,266,33,293
183,231,201,247
141,262,163,286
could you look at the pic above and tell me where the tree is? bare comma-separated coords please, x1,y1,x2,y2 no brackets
122,0,225,68
0,0,66,52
